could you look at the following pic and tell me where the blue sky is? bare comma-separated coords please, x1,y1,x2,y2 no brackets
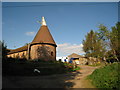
2,2,118,57
2,0,120,2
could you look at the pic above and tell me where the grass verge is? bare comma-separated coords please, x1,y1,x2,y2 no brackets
87,62,120,89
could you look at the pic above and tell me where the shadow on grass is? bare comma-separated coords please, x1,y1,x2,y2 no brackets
2,71,80,88
2,58,81,88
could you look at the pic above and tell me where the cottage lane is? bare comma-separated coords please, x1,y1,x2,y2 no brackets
3,65,100,88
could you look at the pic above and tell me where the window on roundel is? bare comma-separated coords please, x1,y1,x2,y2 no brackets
51,52,53,56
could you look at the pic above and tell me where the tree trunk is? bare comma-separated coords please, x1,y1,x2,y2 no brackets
113,49,119,61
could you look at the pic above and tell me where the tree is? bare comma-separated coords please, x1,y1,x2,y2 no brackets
1,41,8,60
83,30,105,58
98,24,111,49
0,41,2,60
110,22,120,61
97,24,111,61
97,22,120,61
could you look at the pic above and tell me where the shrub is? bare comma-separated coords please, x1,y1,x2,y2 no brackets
88,62,120,89
63,63,80,72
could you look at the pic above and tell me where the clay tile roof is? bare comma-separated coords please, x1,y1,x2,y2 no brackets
8,45,28,54
31,25,56,45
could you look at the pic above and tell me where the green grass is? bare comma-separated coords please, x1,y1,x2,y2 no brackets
87,63,101,67
72,66,81,71
87,62,120,89
63,63,81,72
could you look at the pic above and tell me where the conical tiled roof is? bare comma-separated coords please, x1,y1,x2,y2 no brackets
7,17,57,54
31,25,56,45
31,17,56,46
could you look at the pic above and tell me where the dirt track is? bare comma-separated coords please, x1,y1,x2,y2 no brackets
3,65,100,88
69,65,99,88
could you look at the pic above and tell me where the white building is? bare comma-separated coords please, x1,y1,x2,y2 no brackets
56,57,69,62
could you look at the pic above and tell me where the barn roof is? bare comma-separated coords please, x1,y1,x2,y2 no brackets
7,45,28,54
68,53,84,58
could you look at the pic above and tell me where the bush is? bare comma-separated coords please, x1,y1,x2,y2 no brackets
63,63,80,72
88,62,120,89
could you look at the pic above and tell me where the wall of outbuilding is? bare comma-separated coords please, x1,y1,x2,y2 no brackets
7,51,27,59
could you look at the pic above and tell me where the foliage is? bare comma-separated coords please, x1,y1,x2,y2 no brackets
83,30,105,58
0,41,2,58
63,63,80,72
97,22,120,61
72,66,80,71
83,22,120,62
110,22,120,61
97,24,111,47
1,40,10,60
105,50,118,63
88,62,120,89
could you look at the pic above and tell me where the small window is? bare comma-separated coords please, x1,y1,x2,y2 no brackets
51,52,53,56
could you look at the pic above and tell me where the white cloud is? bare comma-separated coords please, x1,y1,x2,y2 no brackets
57,43,85,57
58,43,69,47
25,32,35,36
